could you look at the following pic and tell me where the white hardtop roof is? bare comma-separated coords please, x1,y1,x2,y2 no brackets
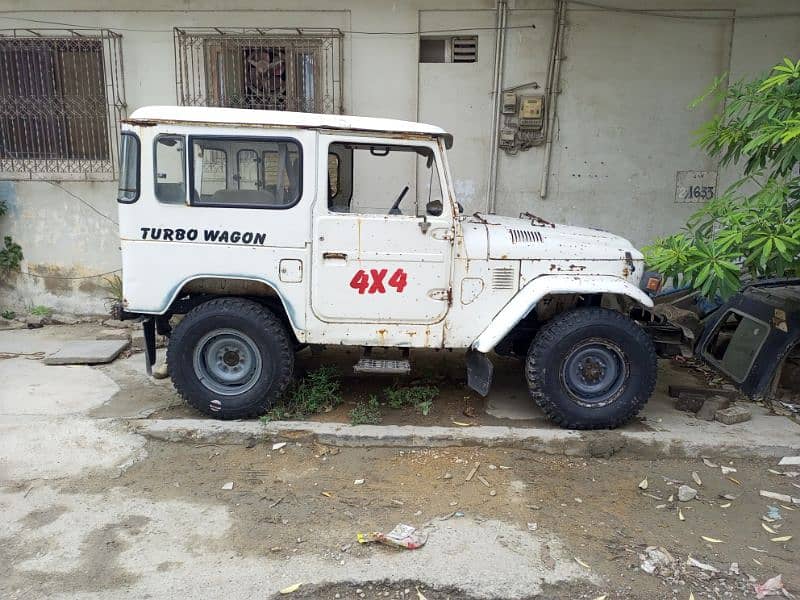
127,106,450,139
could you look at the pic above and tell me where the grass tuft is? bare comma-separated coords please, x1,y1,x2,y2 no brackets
261,365,342,422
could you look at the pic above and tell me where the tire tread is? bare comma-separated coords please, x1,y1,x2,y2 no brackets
168,297,294,420
525,307,657,429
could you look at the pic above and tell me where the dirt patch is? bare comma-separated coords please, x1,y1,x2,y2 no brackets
282,579,615,600
6,439,793,598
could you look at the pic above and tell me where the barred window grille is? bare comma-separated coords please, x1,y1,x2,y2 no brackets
0,29,126,180
174,28,343,114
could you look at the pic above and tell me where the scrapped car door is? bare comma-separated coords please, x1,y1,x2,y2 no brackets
311,134,453,324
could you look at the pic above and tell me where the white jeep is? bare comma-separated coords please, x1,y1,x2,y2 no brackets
116,105,658,429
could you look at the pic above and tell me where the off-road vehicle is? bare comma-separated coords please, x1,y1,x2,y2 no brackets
117,105,658,429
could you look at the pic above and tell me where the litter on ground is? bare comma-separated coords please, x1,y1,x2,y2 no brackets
357,523,428,550
754,574,785,598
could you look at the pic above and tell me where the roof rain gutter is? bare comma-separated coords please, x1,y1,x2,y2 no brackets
486,0,508,214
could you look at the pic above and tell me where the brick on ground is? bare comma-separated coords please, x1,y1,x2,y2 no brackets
715,404,752,425
674,393,705,413
696,396,731,421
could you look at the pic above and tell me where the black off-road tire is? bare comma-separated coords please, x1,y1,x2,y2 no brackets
168,298,294,420
525,307,657,429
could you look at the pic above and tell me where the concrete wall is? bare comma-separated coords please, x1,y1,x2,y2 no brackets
0,0,798,313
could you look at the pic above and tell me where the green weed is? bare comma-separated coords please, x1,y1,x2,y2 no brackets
261,365,342,422
415,399,434,416
349,395,382,425
384,385,438,415
102,273,124,305
29,305,52,317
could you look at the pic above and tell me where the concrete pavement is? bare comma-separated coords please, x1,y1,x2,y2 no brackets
2,324,800,599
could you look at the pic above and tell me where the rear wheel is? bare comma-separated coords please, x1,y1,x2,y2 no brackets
168,298,294,419
525,307,656,429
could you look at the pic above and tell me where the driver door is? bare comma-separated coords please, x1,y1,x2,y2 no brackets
311,134,453,324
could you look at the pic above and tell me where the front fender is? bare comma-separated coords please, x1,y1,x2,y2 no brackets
471,275,654,353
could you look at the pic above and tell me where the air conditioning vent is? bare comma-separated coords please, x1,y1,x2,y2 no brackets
509,229,543,244
491,267,516,290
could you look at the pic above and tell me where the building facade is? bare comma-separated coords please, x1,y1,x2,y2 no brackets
0,0,798,312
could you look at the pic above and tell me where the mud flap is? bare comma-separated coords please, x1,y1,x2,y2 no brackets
143,317,156,376
466,349,493,397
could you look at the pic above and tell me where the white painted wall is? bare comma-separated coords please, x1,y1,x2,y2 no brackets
0,0,798,312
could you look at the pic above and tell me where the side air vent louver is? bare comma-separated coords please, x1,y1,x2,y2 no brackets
509,229,543,244
491,267,516,290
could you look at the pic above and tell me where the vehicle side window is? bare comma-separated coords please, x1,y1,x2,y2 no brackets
191,137,301,208
327,142,443,217
117,132,140,203
154,135,186,204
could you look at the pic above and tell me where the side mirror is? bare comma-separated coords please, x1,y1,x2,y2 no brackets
457,202,464,214
426,200,443,216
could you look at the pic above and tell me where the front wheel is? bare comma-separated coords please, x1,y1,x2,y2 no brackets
168,298,294,420
525,307,656,429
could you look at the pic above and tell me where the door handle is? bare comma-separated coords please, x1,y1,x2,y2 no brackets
323,252,348,260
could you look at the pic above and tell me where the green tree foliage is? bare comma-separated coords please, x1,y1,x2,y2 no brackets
644,58,800,299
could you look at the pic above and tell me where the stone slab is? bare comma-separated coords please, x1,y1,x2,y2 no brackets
44,340,130,365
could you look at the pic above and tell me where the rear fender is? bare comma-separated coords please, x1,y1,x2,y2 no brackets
471,275,653,353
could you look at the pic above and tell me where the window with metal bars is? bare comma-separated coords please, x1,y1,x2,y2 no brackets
0,30,126,179
174,28,343,114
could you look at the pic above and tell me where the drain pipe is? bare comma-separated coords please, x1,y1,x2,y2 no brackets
486,0,508,214
539,0,566,199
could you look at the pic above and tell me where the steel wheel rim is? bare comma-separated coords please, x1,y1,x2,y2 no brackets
192,328,263,396
560,338,628,407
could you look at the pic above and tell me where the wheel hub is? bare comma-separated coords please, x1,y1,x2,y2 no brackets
222,350,240,367
578,356,606,384
561,339,628,406
192,329,263,396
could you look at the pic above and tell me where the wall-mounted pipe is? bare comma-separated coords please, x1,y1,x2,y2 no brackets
486,0,508,214
539,0,567,199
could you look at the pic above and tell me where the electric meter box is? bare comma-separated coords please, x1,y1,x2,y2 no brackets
501,92,517,114
499,127,516,148
518,95,544,130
